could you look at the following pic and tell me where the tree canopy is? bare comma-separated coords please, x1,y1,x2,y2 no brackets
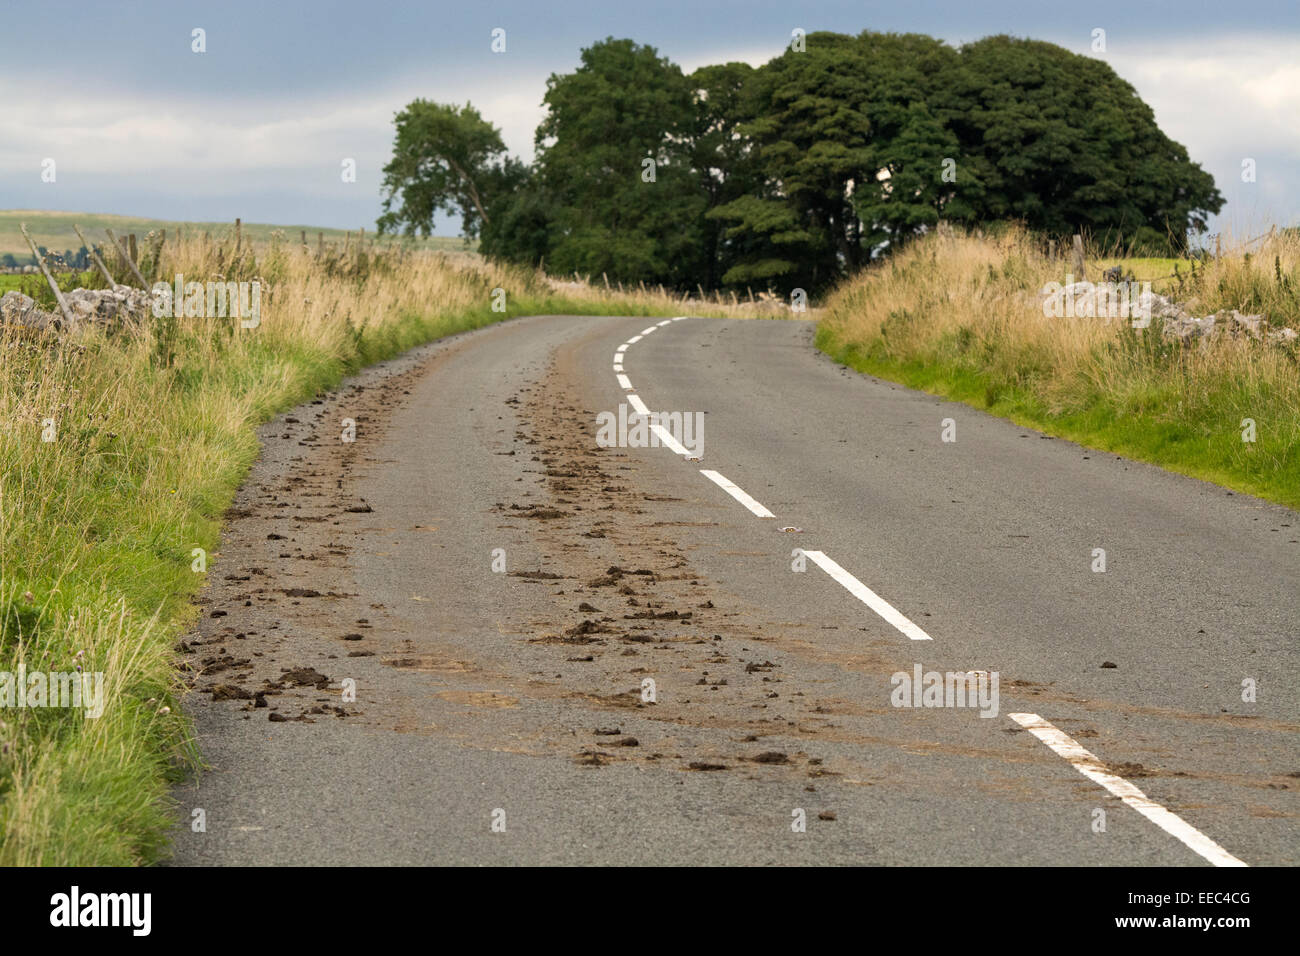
378,31,1224,293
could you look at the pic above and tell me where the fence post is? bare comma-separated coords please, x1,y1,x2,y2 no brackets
105,229,150,288
1072,234,1086,280
19,223,76,327
73,223,116,286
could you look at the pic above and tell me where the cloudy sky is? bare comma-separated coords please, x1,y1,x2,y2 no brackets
2,0,1296,238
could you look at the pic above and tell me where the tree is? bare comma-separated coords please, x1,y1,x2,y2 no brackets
377,100,515,240
688,61,763,289
846,33,968,252
710,32,871,292
532,38,706,287
479,168,552,267
940,36,1223,251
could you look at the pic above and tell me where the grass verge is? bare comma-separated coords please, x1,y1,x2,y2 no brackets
0,235,759,865
817,227,1300,511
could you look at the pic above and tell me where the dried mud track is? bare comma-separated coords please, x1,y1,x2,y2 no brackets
171,314,1299,866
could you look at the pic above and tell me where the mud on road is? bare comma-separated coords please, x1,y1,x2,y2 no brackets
173,314,1296,865
181,319,911,795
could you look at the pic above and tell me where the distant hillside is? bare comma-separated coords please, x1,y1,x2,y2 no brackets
0,210,473,260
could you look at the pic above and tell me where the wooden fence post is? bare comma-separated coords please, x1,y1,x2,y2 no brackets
73,224,116,286
1072,234,1086,280
19,224,76,327
105,229,149,288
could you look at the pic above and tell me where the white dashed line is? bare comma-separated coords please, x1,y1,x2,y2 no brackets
650,423,692,456
800,550,934,641
610,314,1247,868
699,469,775,518
1008,713,1247,867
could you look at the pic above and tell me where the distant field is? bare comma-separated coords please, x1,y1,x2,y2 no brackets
0,209,473,260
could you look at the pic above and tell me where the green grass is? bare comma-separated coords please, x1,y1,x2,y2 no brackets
817,327,1300,510
0,236,733,865
0,270,100,304
0,209,472,261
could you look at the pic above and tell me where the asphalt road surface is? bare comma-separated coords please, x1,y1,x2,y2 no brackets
170,314,1299,866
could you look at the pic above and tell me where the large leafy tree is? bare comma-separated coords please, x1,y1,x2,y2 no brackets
688,61,764,290
377,100,521,240
710,32,869,292
847,33,969,251
533,37,706,287
940,36,1223,250
710,32,970,292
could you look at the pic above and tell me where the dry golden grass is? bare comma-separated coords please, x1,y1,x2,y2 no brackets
818,226,1300,508
0,233,773,865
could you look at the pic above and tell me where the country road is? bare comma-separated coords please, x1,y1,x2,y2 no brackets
170,314,1299,866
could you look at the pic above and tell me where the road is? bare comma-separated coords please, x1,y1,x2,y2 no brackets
170,313,1299,866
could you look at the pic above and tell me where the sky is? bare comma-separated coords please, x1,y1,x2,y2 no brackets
1,0,1296,239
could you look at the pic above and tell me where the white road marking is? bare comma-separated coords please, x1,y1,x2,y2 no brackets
1008,713,1247,867
611,313,1248,868
651,423,691,456
671,316,688,321
800,550,934,641
641,326,657,335
699,469,775,518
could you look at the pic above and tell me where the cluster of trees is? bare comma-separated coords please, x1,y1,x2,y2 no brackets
378,31,1223,295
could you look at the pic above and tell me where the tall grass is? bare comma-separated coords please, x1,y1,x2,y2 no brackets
817,226,1300,509
0,233,762,865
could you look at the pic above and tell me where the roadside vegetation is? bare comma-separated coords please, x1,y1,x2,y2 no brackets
817,227,1300,509
0,209,471,262
0,231,762,865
